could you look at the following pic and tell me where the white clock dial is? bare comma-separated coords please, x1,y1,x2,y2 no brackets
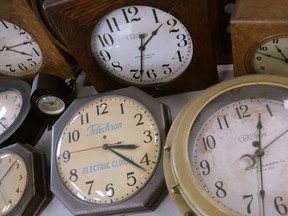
190,98,288,215
251,36,288,76
0,20,43,77
91,5,193,85
55,95,161,204
0,90,22,135
37,95,65,115
0,152,27,215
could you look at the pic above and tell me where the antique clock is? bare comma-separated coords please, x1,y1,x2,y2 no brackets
30,74,75,126
0,0,75,81
0,142,50,215
43,0,218,96
50,87,171,215
0,79,46,147
164,74,288,215
231,0,288,77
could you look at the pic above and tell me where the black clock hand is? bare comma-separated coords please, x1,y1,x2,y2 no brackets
241,128,288,166
0,160,16,183
108,144,139,150
0,40,34,52
140,23,163,49
139,33,145,82
104,145,146,171
274,45,288,63
6,48,32,56
256,113,266,216
256,51,286,62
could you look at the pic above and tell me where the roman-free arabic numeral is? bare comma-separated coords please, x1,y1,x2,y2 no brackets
68,130,80,143
134,113,144,126
69,169,78,182
215,181,227,198
274,196,288,215
152,8,160,23
62,150,71,163
199,160,210,175
202,135,216,150
80,112,89,125
122,7,141,23
96,103,108,115
106,183,115,197
0,20,8,29
86,180,94,195
126,172,136,186
167,19,179,33
217,115,229,130
105,18,120,32
140,153,150,166
97,34,114,47
236,105,251,119
243,194,253,214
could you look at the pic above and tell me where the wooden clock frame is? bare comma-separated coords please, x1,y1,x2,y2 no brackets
231,0,288,76
43,0,219,96
0,0,75,82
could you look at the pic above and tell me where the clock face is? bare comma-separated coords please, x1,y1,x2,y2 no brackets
186,83,288,215
0,20,43,77
250,36,288,76
37,95,65,115
55,95,161,204
0,152,27,215
90,5,193,86
0,89,22,135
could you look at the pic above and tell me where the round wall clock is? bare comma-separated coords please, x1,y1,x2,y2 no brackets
30,74,75,126
0,142,50,216
0,20,43,79
43,0,219,96
231,0,288,77
51,86,171,215
0,0,75,82
0,79,46,146
164,74,288,216
246,35,288,76
90,5,193,86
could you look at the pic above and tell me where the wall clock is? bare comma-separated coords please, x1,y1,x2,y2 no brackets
43,0,218,96
164,74,288,216
0,0,75,81
30,74,75,127
0,142,50,215
231,0,288,77
0,79,46,146
51,86,171,215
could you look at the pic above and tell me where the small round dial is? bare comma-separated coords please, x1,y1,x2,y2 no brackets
0,19,43,77
55,95,161,204
37,95,65,115
90,5,193,86
0,152,27,215
249,36,288,76
0,90,22,135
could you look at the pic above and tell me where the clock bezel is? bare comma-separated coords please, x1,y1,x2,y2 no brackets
0,143,50,216
0,80,31,144
51,86,171,215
